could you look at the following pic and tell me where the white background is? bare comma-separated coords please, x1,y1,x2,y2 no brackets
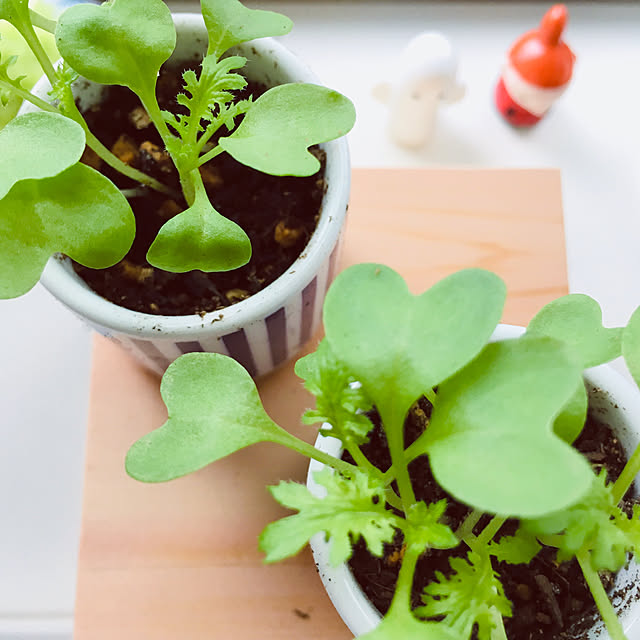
1,1,639,637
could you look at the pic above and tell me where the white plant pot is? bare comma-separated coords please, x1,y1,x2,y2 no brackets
307,324,640,639
20,14,351,376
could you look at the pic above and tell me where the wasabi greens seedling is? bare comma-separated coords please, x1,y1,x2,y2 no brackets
126,263,640,640
0,0,355,298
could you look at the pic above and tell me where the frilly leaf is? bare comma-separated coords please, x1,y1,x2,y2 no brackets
260,468,400,566
524,471,639,572
402,501,458,553
295,339,373,446
416,550,512,640
488,528,541,565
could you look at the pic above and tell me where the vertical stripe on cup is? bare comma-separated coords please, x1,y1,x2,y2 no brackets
327,240,340,287
300,276,318,345
221,329,257,377
176,341,204,354
130,338,170,371
265,307,288,368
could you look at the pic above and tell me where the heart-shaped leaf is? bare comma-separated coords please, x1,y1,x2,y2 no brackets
146,185,251,272
527,294,622,368
323,264,506,423
551,381,588,444
219,83,356,176
201,0,292,58
0,163,134,298
126,353,295,482
420,337,593,518
55,0,175,97
0,112,85,199
623,305,640,390
527,294,622,443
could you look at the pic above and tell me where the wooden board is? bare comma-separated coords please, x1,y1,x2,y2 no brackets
75,168,568,639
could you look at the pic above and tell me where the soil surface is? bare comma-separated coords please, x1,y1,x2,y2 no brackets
74,64,325,316
345,396,635,640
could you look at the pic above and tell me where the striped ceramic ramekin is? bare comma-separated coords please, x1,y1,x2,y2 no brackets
26,14,351,377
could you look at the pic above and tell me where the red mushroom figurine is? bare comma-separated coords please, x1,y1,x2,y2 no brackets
495,4,576,127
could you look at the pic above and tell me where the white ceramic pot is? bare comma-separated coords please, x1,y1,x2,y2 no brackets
20,14,350,376
307,324,640,639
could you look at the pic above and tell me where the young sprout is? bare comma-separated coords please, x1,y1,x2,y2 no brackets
127,263,640,640
0,0,355,297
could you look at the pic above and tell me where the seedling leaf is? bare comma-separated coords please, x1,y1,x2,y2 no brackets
55,0,175,96
527,294,622,368
170,54,247,142
524,472,639,572
358,610,458,640
323,264,506,430
488,528,541,565
0,112,84,198
260,469,399,566
201,0,292,58
295,339,373,446
0,163,134,298
527,294,622,443
146,183,251,272
416,550,512,640
420,337,593,517
126,353,295,482
402,501,458,553
623,305,640,389
0,0,30,30
219,83,356,176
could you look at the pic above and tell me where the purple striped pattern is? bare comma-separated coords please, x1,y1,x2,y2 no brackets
103,245,343,378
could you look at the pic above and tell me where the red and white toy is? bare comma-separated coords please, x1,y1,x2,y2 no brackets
495,4,575,127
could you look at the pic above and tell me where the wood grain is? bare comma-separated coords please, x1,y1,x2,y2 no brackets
75,168,567,639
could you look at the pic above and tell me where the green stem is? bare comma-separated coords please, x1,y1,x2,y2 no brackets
29,9,57,34
424,388,437,405
455,509,483,540
140,94,174,150
380,404,416,514
577,549,628,640
275,431,360,478
612,443,640,503
84,130,176,197
388,544,421,617
384,487,404,512
18,20,56,85
197,144,224,167
475,515,507,548
490,609,509,640
0,80,57,112
4,81,177,197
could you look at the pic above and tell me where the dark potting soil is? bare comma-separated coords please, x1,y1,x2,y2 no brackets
344,396,635,640
73,65,326,316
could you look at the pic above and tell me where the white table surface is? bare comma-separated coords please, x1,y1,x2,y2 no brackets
1,2,639,637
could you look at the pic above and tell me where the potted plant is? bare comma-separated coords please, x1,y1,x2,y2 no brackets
126,263,640,640
0,0,355,375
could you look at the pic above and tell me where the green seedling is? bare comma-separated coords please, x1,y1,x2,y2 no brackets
0,0,355,297
126,263,640,640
